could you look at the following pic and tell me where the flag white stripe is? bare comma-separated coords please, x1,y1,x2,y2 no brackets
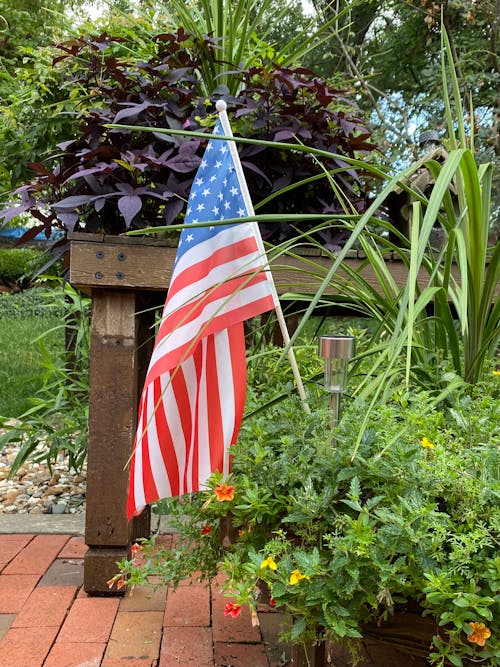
151,281,273,364
133,404,146,511
215,330,235,476
197,339,210,486
147,384,172,501
183,354,198,493
164,249,268,316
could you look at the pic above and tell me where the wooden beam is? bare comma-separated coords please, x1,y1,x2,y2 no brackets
70,234,491,300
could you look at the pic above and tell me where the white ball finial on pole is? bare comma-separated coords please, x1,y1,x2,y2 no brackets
215,100,227,112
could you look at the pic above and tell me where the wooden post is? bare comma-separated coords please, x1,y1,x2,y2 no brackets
83,289,150,594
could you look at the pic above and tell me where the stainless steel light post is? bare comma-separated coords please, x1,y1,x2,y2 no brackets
318,335,355,430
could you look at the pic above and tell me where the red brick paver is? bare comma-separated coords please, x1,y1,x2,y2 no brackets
160,626,214,667
2,535,69,575
44,641,106,667
163,582,210,627
0,534,34,571
57,597,120,643
0,573,40,613
12,585,77,628
57,536,88,560
0,531,284,667
0,625,59,667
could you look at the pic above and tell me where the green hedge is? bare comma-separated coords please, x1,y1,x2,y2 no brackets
0,287,64,319
0,248,43,286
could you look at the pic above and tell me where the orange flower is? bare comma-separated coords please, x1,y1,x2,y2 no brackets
214,483,235,502
224,602,242,618
467,622,491,646
107,576,126,590
130,543,143,556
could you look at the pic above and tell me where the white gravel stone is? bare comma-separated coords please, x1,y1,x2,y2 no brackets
0,435,86,515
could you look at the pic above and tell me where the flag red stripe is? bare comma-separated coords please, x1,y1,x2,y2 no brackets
146,293,274,386
171,236,261,295
158,271,270,343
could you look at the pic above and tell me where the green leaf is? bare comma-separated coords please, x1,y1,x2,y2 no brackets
475,607,493,621
340,499,363,513
446,653,463,667
452,597,469,607
290,616,307,641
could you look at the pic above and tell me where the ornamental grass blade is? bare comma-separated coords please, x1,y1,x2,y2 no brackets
405,201,423,384
441,25,466,151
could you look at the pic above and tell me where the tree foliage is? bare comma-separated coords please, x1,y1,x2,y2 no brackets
311,0,499,227
0,0,89,191
0,0,337,193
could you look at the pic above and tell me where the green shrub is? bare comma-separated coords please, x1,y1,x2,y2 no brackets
0,286,64,319
116,376,500,666
0,248,42,287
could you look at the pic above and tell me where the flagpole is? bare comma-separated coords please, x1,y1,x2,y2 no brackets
215,100,310,414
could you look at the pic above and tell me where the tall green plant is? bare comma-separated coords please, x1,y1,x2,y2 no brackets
153,0,345,95
278,25,499,396
437,29,500,383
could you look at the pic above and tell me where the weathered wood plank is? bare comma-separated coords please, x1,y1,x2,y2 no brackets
70,237,177,290
70,235,476,299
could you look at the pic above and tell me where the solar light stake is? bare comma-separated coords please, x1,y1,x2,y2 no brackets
318,336,355,431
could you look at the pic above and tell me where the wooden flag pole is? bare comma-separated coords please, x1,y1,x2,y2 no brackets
216,100,310,414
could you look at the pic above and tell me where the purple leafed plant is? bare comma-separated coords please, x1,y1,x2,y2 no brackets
1,29,377,250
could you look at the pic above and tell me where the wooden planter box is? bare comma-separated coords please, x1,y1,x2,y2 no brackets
68,233,483,594
292,606,475,667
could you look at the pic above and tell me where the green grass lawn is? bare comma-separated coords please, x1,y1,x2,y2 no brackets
0,289,63,418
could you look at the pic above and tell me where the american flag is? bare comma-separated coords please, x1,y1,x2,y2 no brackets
126,116,276,518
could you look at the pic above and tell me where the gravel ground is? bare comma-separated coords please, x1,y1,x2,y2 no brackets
0,429,86,515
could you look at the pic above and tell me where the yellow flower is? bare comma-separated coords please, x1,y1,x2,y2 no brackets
421,437,435,450
467,621,491,646
493,370,500,376
260,556,277,571
289,569,310,585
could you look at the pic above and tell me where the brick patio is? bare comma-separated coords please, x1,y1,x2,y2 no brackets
0,533,287,667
